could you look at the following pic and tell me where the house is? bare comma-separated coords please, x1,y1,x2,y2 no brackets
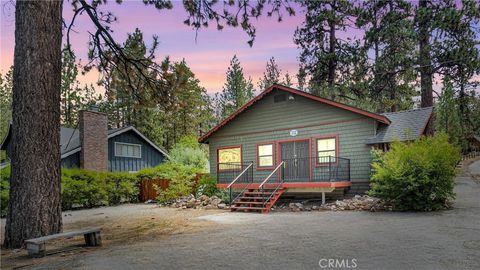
199,84,433,213
1,109,168,172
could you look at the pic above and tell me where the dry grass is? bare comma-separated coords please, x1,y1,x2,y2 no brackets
1,206,225,270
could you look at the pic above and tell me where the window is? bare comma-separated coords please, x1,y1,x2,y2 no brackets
316,137,337,164
257,143,274,168
115,142,142,158
218,146,242,171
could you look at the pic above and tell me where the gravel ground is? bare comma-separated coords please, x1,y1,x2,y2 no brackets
470,158,480,176
8,160,480,270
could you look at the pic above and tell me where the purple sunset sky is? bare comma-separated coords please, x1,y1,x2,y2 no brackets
1,1,317,93
1,1,476,95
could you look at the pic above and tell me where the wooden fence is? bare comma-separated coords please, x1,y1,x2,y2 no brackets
139,174,203,202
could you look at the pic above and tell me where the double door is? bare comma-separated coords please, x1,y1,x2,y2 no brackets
280,140,310,182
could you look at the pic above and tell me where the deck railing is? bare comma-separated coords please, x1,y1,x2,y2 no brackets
281,156,350,182
217,156,350,184
217,162,253,184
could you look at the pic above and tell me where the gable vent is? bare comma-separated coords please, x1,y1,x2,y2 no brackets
273,94,287,103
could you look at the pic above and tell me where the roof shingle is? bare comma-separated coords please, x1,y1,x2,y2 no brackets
365,107,433,144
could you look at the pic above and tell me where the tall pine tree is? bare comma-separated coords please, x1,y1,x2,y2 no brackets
218,55,255,119
294,0,360,100
356,0,416,112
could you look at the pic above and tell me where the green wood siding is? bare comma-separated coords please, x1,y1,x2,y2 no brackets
207,89,375,185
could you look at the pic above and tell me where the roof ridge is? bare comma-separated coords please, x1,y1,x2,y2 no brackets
382,107,432,115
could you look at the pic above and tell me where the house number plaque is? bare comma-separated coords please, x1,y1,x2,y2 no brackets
290,130,298,137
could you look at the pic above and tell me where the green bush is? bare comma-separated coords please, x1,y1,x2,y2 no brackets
104,172,139,205
145,163,201,202
61,168,140,209
196,174,217,197
1,166,10,215
167,135,208,172
368,133,461,211
61,169,109,209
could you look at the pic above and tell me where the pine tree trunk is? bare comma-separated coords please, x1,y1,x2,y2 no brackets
418,0,433,108
4,0,63,248
328,19,336,90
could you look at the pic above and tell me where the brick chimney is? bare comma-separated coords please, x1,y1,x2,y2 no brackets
79,107,108,171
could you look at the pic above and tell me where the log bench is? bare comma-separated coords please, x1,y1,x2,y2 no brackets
25,227,102,257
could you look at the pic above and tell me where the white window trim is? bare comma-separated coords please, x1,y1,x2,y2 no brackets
114,142,142,159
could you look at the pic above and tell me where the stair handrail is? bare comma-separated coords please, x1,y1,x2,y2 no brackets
260,161,285,209
226,162,253,189
258,161,284,190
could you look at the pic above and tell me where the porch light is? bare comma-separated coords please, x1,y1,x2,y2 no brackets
288,94,295,100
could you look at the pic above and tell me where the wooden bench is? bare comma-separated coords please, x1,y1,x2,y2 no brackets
25,227,102,257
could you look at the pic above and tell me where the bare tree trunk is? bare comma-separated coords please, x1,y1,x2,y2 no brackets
418,0,433,108
4,0,63,248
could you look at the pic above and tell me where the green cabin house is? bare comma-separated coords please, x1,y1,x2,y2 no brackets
199,84,433,213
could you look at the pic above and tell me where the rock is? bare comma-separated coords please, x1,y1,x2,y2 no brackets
199,195,209,202
295,202,304,209
312,205,319,210
335,200,346,207
217,203,227,209
210,198,222,207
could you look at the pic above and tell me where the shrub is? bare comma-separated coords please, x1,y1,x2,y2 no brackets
167,135,209,172
1,166,10,215
149,163,200,202
196,174,217,197
61,169,109,209
104,172,139,205
368,133,461,211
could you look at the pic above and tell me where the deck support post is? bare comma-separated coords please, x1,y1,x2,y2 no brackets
321,192,325,205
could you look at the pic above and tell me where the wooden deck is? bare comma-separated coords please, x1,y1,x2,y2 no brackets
217,181,352,190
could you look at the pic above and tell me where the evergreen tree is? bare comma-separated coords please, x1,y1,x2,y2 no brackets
435,75,462,147
218,55,255,118
0,67,13,162
356,0,416,112
283,71,293,87
415,0,480,108
60,49,99,127
105,28,158,129
258,57,282,89
294,0,360,100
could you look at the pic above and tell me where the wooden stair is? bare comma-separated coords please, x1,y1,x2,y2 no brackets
230,188,285,214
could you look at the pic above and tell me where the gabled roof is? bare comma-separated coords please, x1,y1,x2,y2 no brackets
1,124,169,159
365,107,433,144
61,125,169,159
199,84,391,143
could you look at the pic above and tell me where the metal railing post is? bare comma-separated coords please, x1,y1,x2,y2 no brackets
329,156,332,181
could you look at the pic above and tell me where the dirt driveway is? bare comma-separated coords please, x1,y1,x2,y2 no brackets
3,160,480,270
